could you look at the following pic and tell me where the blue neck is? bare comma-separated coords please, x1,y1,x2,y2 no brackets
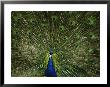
45,49,57,77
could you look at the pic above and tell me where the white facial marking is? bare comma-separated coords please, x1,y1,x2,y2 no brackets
50,55,52,58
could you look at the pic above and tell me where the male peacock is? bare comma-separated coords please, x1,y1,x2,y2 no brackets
45,49,57,77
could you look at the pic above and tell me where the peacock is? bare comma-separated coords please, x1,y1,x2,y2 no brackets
11,11,100,77
45,48,57,77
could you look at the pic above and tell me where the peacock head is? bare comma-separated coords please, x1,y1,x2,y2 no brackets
50,48,53,55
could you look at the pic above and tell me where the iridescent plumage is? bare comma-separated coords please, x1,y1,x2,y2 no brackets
45,49,57,77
